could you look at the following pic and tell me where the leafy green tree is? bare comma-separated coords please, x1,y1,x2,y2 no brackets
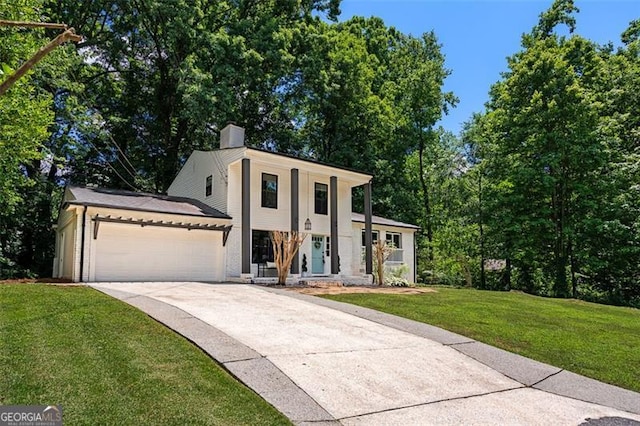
406,130,479,285
48,0,341,192
392,32,457,265
578,19,640,305
0,1,67,277
0,1,54,213
478,0,616,298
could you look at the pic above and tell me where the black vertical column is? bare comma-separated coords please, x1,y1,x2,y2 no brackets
330,176,339,274
291,168,299,274
364,180,373,275
242,158,251,274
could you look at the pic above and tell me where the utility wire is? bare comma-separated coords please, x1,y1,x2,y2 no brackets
85,139,139,191
70,73,140,182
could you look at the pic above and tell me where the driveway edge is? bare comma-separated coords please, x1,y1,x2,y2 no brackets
263,286,640,416
91,285,337,425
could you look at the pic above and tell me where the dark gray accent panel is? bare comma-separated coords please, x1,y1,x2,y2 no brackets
242,158,251,274
364,181,373,275
330,176,339,274
291,168,299,274
79,206,87,282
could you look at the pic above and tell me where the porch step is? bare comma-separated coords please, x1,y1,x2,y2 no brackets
300,280,343,288
230,275,373,287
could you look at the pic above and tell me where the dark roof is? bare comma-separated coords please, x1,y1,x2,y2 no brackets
65,186,231,219
351,212,419,230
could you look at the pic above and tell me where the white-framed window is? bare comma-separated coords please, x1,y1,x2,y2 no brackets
205,175,213,197
361,230,379,246
315,182,328,215
261,173,278,208
385,232,403,262
385,232,401,249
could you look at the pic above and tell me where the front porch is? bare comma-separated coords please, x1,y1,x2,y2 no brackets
228,275,374,286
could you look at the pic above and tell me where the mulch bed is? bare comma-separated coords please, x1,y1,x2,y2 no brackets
288,285,436,295
0,278,76,285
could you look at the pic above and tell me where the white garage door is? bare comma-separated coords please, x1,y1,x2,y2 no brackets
93,222,224,282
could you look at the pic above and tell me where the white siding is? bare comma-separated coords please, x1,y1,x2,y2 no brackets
59,214,77,279
351,223,417,282
226,161,243,277
90,222,224,282
169,146,373,279
207,149,245,213
167,148,245,214
250,161,291,232
166,151,203,200
337,180,354,275
54,205,87,282
72,208,84,281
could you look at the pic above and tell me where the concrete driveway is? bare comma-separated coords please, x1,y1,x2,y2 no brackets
91,282,640,425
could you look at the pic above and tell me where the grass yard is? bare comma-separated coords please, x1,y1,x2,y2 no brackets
323,287,640,393
0,284,290,425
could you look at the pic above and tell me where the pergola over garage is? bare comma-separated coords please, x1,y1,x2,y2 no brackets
54,186,232,282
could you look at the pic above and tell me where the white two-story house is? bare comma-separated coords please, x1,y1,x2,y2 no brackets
53,124,418,283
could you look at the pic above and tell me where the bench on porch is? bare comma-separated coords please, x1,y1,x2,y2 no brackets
257,262,278,277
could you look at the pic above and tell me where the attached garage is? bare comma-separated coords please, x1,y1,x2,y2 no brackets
92,222,225,282
54,186,232,282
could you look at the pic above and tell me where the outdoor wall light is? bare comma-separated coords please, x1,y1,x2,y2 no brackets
304,218,312,230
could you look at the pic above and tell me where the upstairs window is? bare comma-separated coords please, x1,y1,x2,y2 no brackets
205,175,213,197
315,183,328,215
261,173,278,209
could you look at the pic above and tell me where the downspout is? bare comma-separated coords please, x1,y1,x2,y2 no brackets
79,206,87,282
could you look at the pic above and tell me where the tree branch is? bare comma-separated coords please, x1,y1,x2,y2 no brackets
0,27,82,96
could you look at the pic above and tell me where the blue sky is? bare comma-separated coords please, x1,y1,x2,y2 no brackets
338,0,639,136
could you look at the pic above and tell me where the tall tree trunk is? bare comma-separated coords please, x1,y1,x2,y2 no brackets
478,171,486,289
553,178,569,297
569,238,577,298
418,131,434,265
503,257,511,291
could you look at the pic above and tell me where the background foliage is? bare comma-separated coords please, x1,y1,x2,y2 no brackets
1,0,638,306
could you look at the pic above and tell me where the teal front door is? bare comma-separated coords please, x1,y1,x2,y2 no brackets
311,235,324,274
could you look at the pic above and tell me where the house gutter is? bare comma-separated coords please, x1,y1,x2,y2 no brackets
79,205,87,282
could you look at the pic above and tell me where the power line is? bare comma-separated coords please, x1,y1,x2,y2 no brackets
85,139,139,191
69,73,140,182
105,134,137,177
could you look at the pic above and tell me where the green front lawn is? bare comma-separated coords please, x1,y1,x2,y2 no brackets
0,284,290,425
323,287,640,393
